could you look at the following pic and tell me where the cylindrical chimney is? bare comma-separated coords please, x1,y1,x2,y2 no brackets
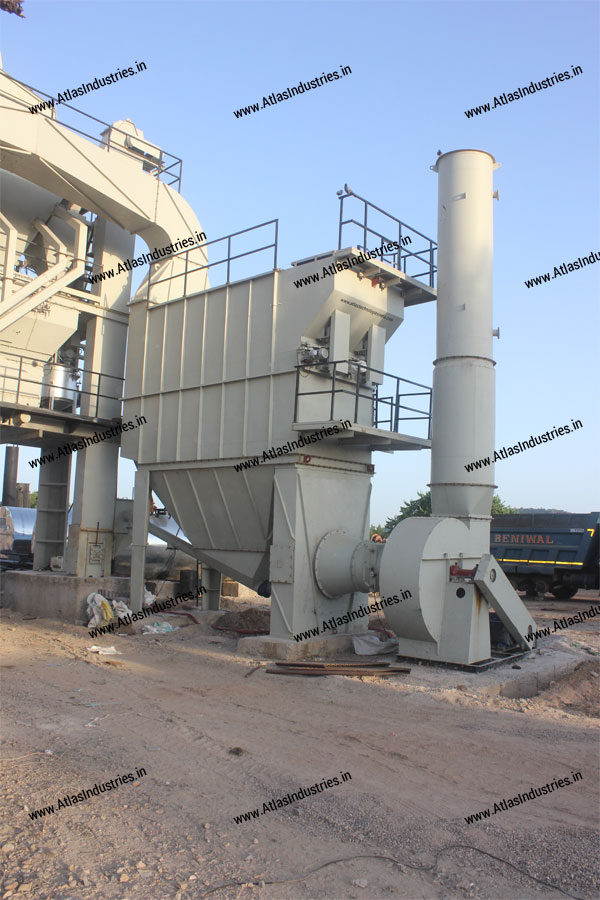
430,149,498,540
2,446,18,506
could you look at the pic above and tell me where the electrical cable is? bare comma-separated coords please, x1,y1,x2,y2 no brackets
0,751,47,763
199,844,585,899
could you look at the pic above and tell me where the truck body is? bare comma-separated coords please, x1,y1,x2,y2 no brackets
491,512,599,599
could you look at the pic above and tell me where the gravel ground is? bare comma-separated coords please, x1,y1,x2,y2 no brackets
0,591,598,900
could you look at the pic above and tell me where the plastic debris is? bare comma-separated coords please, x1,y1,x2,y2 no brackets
352,632,399,655
141,621,178,635
112,599,133,619
87,592,133,629
143,587,157,607
86,645,122,655
86,592,114,628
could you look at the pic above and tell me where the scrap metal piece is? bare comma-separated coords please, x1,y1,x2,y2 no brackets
266,663,410,677
274,660,390,669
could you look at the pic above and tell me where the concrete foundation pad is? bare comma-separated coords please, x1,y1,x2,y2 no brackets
1,571,132,625
237,632,359,660
497,658,582,699
420,648,586,700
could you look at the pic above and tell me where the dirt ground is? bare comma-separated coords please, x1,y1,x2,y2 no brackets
1,589,599,900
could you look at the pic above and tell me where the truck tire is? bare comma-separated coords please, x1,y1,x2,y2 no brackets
521,579,538,597
551,585,578,600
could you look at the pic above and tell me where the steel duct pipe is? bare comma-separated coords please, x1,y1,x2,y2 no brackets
2,446,18,507
313,530,384,598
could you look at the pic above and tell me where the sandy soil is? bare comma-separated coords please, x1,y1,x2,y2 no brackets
0,591,599,900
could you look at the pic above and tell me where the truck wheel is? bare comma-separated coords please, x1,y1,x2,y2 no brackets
551,585,578,600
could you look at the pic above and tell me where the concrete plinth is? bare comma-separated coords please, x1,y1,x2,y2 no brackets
498,660,580,699
237,632,361,660
1,571,132,625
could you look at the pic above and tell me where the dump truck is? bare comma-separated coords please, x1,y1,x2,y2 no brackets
491,512,599,599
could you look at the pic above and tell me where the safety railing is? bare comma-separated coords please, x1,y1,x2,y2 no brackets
1,74,183,191
0,352,124,419
293,359,432,438
337,186,437,288
146,219,278,300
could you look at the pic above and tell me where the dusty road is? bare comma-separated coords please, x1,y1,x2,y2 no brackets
1,593,599,900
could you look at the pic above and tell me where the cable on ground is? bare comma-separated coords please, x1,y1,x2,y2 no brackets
199,844,585,899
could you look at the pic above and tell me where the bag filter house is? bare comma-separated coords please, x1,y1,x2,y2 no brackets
122,149,536,664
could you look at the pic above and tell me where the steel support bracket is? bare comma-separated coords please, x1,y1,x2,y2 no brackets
475,553,537,649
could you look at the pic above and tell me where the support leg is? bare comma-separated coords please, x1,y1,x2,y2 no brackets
33,446,71,570
201,566,222,611
130,467,150,613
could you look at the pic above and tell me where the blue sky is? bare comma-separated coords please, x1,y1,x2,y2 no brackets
1,0,598,522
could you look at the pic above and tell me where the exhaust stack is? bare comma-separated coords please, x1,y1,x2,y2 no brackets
375,149,537,663
430,149,499,538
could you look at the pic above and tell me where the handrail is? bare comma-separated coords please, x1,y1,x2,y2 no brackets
146,219,278,299
0,73,183,191
293,358,431,437
337,187,437,288
0,354,124,418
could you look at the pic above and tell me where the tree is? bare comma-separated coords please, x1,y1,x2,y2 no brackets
377,490,515,537
491,495,515,515
30,491,38,509
0,1,26,17
383,491,431,535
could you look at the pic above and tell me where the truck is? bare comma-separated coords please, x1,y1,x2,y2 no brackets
491,512,599,599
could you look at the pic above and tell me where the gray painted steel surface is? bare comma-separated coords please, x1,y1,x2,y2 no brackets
379,150,536,662
122,246,435,628
0,66,209,577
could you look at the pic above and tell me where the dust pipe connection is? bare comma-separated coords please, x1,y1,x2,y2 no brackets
313,531,384,599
